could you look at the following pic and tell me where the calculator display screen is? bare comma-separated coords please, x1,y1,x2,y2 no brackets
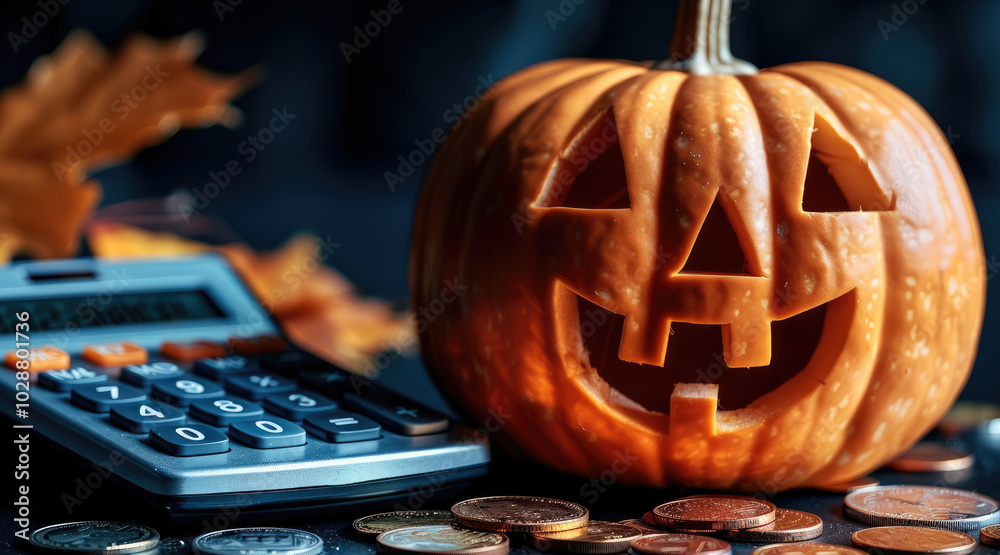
0,290,225,331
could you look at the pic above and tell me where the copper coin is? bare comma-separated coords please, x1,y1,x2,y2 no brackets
753,543,866,555
631,533,732,555
980,524,1000,547
450,496,588,533
653,496,776,530
887,443,974,472
531,521,639,554
617,519,665,535
376,525,508,554
354,510,455,536
814,476,880,493
851,526,976,555
642,512,659,526
843,485,1000,530
721,509,822,542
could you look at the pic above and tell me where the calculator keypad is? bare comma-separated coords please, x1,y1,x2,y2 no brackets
152,376,225,406
72,382,148,412
150,424,230,456
30,336,453,458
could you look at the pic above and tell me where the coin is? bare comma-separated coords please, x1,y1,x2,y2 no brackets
29,521,160,554
721,509,822,542
531,521,639,554
617,519,664,535
451,496,588,533
887,443,974,472
156,537,189,554
631,533,732,555
753,543,867,555
936,401,1000,436
813,476,880,493
851,526,976,555
981,524,1000,547
354,510,455,536
843,485,1000,530
192,528,322,555
376,525,508,554
652,495,776,530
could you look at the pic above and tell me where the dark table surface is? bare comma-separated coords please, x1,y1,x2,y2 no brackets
4,355,1000,554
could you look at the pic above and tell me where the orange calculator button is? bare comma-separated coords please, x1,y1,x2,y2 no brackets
82,341,148,367
228,334,287,355
5,345,70,372
161,340,226,362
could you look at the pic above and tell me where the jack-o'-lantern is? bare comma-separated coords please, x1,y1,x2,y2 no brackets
410,0,985,489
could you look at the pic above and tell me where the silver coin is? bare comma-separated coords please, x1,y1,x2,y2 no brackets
155,537,189,554
29,521,160,554
377,524,509,554
192,528,322,555
843,485,1000,531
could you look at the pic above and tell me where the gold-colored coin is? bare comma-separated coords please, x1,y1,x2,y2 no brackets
451,496,588,533
376,525,509,555
531,521,639,554
814,476,879,493
981,524,1000,547
653,495,776,531
617,519,664,535
887,443,974,472
722,509,822,542
851,526,976,555
631,533,732,555
353,510,454,536
753,543,866,555
843,485,1000,531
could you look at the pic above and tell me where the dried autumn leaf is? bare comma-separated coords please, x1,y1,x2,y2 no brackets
87,222,416,373
0,30,251,261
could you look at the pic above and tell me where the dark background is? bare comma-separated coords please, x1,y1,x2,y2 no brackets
0,0,996,398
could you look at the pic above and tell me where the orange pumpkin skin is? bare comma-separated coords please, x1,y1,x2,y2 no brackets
411,53,985,489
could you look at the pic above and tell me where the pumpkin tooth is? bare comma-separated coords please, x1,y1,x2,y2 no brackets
722,317,772,367
670,384,718,436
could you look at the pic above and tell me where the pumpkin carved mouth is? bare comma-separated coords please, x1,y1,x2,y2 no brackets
563,285,857,415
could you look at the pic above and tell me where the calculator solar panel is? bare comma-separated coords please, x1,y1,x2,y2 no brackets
0,256,489,520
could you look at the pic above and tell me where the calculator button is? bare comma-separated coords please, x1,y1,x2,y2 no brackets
225,373,296,401
189,396,264,426
304,411,381,443
110,402,186,433
260,351,330,373
71,382,147,412
161,340,225,362
82,341,148,367
121,362,185,387
342,390,449,436
228,334,287,356
229,417,307,449
150,424,229,456
38,367,107,392
262,391,338,420
152,376,224,407
298,369,361,398
193,356,255,379
5,345,70,372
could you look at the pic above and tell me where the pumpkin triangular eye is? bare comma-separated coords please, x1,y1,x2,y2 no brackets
801,153,851,212
680,192,751,274
537,112,631,209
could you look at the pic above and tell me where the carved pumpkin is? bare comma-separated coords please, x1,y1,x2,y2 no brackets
410,0,985,490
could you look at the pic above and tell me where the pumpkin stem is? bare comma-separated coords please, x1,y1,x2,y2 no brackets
656,0,757,75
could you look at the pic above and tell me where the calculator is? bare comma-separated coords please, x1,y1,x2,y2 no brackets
0,256,489,521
